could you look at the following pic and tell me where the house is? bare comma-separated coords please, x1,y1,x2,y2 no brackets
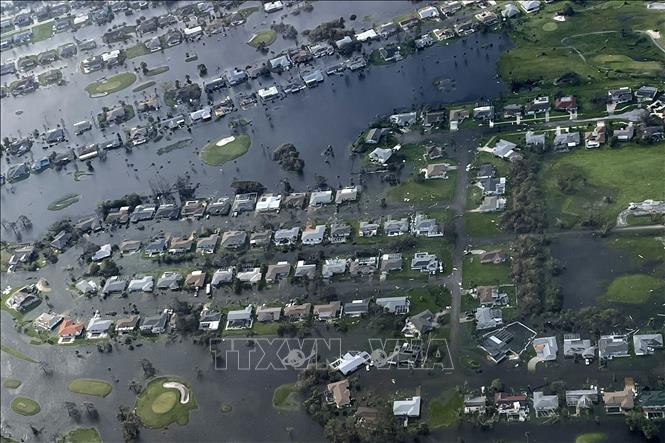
553,131,581,151
103,276,127,295
335,186,359,204
614,123,635,141
639,391,665,419
402,310,434,338
211,268,234,286
343,299,370,317
198,310,222,331
130,205,156,223
554,96,577,113
265,262,291,283
518,0,541,13
532,336,558,361
156,272,183,290
264,1,284,13
225,305,253,330
503,104,523,119
294,261,316,279
168,234,194,254
207,197,231,216
327,379,351,408
335,35,353,49
433,28,455,41
233,266,260,284
533,392,559,416
145,237,167,256
495,393,529,420
256,194,282,212
585,123,606,148
232,193,257,214
183,25,203,40
563,334,595,360
389,112,417,127
322,259,347,278
196,234,219,254
359,221,380,237
502,3,521,18
75,217,102,233
473,106,494,121
475,307,503,330
75,280,98,294
5,290,40,312
355,29,378,42
301,225,326,245
164,29,182,47
309,42,335,58
608,87,633,104
115,315,140,333
282,193,307,209
565,389,599,411
269,54,291,72
369,147,393,164
525,96,550,115
376,297,410,314
221,230,247,249
365,128,384,144
154,204,180,220
525,131,546,148
330,224,352,243
633,334,663,356
492,139,518,160
58,319,84,343
476,286,508,306
411,252,439,273
226,68,248,86
6,162,29,183
250,230,272,248
598,335,630,361
415,34,435,49
399,17,419,31
393,396,421,417
7,245,35,270
479,177,506,196
454,20,478,36
86,314,113,339
639,125,664,143
130,127,149,146
475,10,499,26
140,311,170,334
421,163,452,179
46,128,65,144
377,22,398,38
418,5,439,19
387,342,422,368
479,250,507,264
329,351,370,375
92,244,112,261
283,303,312,321
185,270,206,288
273,227,300,246
603,379,635,414
635,86,658,102
181,200,207,219
309,190,333,207
423,111,446,128
384,218,409,236
256,306,282,322
127,276,154,292
349,257,378,276
81,56,104,73
145,36,162,52
314,302,342,320
380,253,403,273
412,213,443,237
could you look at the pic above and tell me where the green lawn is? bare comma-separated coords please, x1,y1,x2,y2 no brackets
85,72,137,96
146,66,169,77
31,21,54,43
404,287,451,314
575,432,608,443
125,43,149,59
157,139,192,155
200,134,251,165
601,274,664,304
133,81,155,92
427,391,463,428
386,171,457,204
135,376,197,428
68,379,113,397
464,212,502,237
48,193,80,211
272,383,301,411
609,236,665,267
248,30,277,47
3,378,21,389
10,396,40,416
0,344,38,363
57,428,102,443
540,145,665,227
462,252,512,289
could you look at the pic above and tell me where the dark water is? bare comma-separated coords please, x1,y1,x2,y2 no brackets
1,29,511,241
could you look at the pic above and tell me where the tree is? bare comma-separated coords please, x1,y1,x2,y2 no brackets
562,4,575,16
197,63,208,76
490,378,503,392
140,358,156,378
99,259,119,277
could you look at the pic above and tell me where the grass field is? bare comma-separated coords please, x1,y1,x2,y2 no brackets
462,252,512,288
464,212,502,237
540,145,665,227
125,43,149,59
427,391,463,428
57,428,101,443
1,344,38,363
132,81,155,92
609,236,665,267
272,383,301,411
10,396,40,416
3,378,21,389
200,134,251,165
401,286,451,314
575,432,608,443
146,66,170,77
48,193,80,211
68,379,113,397
248,30,277,47
386,171,457,204
601,274,664,304
157,139,192,155
85,72,137,96
135,376,197,428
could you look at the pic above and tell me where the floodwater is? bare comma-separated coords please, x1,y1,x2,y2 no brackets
1,19,511,241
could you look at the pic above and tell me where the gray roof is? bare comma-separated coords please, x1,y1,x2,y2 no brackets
533,391,559,412
221,230,247,248
633,334,663,356
563,334,595,358
145,237,167,253
384,218,409,235
406,310,434,336
376,296,409,313
265,262,291,282
381,253,402,272
553,132,580,148
598,335,630,360
211,268,234,285
344,299,369,315
274,227,300,243
127,275,154,292
475,307,503,330
525,131,545,146
102,276,126,294
301,225,326,244
156,272,182,290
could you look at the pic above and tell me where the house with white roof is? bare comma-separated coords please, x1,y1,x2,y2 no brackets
329,351,371,375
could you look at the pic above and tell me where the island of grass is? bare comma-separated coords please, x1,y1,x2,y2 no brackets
57,428,102,443
601,274,664,304
68,379,113,397
157,139,192,156
0,344,38,363
146,66,169,77
10,396,40,416
48,193,80,211
85,72,137,96
200,134,250,165
3,378,21,389
132,81,155,93
219,403,232,413
427,391,463,428
135,376,197,428
272,383,301,411
575,433,607,443
248,30,277,47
